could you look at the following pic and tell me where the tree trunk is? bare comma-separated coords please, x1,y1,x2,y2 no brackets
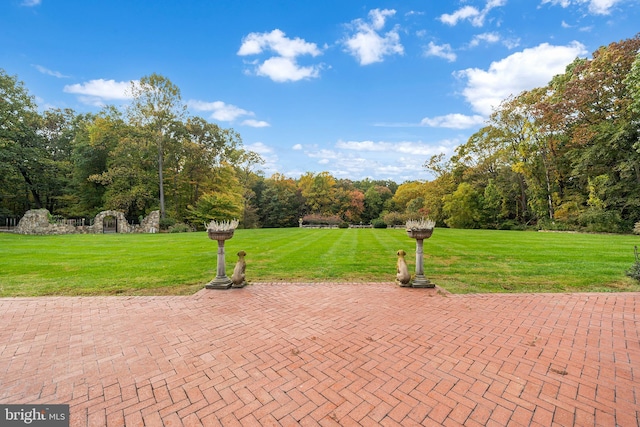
18,166,43,209
517,174,528,221
541,150,555,220
157,136,165,219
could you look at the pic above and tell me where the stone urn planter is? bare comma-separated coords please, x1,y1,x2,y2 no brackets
205,219,239,289
406,228,433,240
406,218,436,288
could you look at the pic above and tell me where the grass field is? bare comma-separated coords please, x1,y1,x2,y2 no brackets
0,228,639,296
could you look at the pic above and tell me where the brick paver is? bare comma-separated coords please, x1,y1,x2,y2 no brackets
1,283,639,426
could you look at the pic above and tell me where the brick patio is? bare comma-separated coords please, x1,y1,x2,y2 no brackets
1,283,638,426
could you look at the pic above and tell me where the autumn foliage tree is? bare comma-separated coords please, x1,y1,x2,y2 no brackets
3,34,640,232
427,33,640,231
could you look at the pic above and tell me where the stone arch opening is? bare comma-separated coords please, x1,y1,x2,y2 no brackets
93,210,131,234
103,215,118,233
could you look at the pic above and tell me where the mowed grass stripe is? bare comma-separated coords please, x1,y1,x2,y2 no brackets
0,228,639,296
232,229,336,280
0,233,214,295
424,228,637,292
315,229,371,279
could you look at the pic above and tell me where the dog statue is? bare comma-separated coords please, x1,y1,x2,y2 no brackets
231,250,247,288
396,250,411,287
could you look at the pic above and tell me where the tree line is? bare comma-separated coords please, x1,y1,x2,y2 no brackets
1,34,639,232
1,72,250,228
0,70,400,229
400,34,640,233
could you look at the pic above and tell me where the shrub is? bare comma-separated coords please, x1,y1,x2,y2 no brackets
382,211,407,226
338,222,349,229
47,213,65,224
159,217,176,230
577,208,625,233
372,219,387,229
626,246,640,282
536,219,577,232
498,220,527,231
302,214,341,226
168,223,192,233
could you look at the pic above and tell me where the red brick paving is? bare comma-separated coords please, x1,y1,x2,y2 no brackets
1,283,639,426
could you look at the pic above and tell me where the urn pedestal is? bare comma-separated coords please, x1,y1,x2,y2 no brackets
406,228,435,288
206,229,235,289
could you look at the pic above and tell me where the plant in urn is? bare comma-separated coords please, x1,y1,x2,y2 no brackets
206,219,239,289
406,218,436,288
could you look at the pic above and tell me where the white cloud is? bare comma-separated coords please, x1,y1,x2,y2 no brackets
440,0,507,27
540,0,622,15
588,0,619,13
298,139,458,180
440,6,481,26
488,0,508,6
210,104,248,122
468,32,519,50
304,149,377,177
369,8,396,30
188,100,269,126
33,65,69,78
256,56,320,82
502,38,521,49
21,0,40,6
245,142,273,154
238,29,321,58
307,148,341,160
188,100,250,121
242,119,270,128
63,79,136,105
469,32,501,47
343,8,404,65
421,114,486,129
336,140,388,152
424,42,457,62
456,41,587,115
374,114,485,129
289,138,461,180
542,0,572,5
292,144,303,150
63,79,134,99
336,140,450,157
245,142,279,175
238,29,323,82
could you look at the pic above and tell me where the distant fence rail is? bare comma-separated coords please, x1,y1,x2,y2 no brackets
0,218,19,231
299,224,376,229
50,218,92,227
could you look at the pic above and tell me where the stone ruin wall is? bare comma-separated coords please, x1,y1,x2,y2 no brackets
14,209,160,235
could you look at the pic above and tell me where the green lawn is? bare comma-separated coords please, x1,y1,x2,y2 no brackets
0,228,638,296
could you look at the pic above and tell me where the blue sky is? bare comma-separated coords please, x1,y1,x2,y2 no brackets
2,1,639,182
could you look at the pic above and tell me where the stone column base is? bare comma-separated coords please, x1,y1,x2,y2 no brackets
205,276,233,289
412,275,435,288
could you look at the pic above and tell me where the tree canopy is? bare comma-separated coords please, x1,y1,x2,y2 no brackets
408,34,640,232
2,34,640,233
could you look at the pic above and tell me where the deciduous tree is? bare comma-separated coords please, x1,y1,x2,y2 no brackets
127,74,186,219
